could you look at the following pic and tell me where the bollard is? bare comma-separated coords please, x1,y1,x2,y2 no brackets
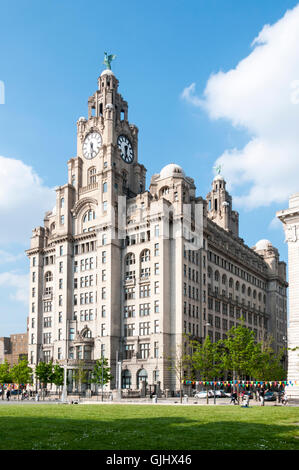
152,395,157,404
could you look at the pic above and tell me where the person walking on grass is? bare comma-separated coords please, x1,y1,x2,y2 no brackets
6,389,10,401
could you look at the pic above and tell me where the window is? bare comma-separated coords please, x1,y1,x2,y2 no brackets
101,324,106,336
69,328,75,340
124,305,135,318
32,272,36,282
88,167,97,184
60,197,64,208
124,323,135,337
141,249,150,263
140,303,150,316
139,343,150,359
59,278,63,289
154,243,159,256
125,253,135,265
43,332,52,344
59,312,62,323
103,181,107,192
154,225,159,237
43,301,52,312
154,300,159,313
102,251,106,263
102,287,106,299
43,317,52,328
154,281,159,294
154,342,159,358
140,284,150,298
45,271,53,282
59,246,63,256
69,347,74,359
154,263,159,275
103,201,107,212
60,215,64,225
58,328,62,340
154,319,159,333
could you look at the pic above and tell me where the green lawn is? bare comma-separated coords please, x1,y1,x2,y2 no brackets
0,404,298,450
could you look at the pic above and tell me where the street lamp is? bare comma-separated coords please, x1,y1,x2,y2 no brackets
61,363,67,403
96,338,104,402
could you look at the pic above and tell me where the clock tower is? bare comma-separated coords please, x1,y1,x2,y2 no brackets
69,68,147,205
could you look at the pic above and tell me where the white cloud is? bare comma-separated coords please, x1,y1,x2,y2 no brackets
0,249,24,264
181,4,299,209
0,155,56,244
0,272,29,304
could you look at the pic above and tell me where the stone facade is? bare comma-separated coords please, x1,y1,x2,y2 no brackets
277,193,299,398
26,68,287,393
0,333,28,367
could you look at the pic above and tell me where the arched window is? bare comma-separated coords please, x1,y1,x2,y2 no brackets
258,292,262,302
208,267,213,279
125,253,135,265
137,369,148,389
247,287,251,296
253,290,256,299
82,328,92,338
140,249,150,263
222,274,227,285
214,271,220,282
83,209,95,223
160,186,170,196
242,284,246,294
45,272,53,283
235,281,240,291
122,369,131,389
88,167,97,185
229,278,233,288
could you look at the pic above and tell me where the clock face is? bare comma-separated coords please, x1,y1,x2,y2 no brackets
83,132,102,159
117,135,134,164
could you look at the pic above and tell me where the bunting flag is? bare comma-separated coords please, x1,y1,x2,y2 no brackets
182,379,297,386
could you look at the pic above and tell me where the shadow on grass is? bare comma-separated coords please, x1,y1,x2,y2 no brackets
0,406,298,450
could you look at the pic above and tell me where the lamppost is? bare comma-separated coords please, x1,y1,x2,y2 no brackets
60,363,68,402
96,338,104,402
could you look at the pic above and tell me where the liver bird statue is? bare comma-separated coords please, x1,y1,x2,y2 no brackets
103,52,116,70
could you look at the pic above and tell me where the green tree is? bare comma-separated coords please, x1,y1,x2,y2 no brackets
73,360,88,393
51,363,65,396
252,339,286,381
0,360,12,400
91,358,113,400
189,336,224,403
35,361,54,399
222,324,259,384
10,359,33,400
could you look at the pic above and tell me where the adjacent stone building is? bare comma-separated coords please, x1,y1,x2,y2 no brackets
277,194,299,399
0,332,28,367
26,67,287,393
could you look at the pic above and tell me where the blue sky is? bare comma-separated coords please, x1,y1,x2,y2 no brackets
0,0,298,336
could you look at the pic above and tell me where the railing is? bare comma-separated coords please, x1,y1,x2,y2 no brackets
79,182,99,195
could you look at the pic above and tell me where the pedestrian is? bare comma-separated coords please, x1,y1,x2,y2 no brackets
282,392,288,406
6,389,10,401
35,391,39,402
259,388,265,406
230,391,237,405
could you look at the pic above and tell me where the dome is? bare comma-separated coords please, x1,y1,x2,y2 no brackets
160,163,185,179
100,69,115,77
78,116,86,122
214,174,224,181
254,239,272,250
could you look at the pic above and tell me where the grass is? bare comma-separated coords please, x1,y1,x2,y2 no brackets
0,404,298,450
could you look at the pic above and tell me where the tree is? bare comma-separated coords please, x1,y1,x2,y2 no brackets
35,361,54,399
252,339,286,381
189,336,224,403
73,360,89,393
51,363,65,396
167,336,191,404
222,324,259,387
91,358,113,400
10,359,33,400
0,360,12,400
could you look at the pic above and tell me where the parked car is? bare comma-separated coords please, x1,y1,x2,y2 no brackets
10,390,22,396
194,391,214,399
241,391,253,399
264,391,276,401
214,390,228,398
